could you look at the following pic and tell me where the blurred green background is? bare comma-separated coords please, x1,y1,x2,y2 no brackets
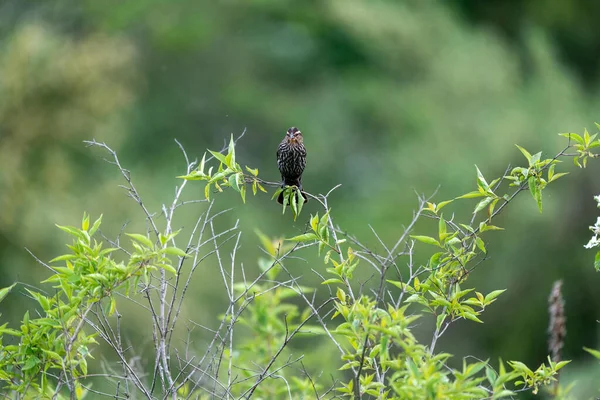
2,0,600,397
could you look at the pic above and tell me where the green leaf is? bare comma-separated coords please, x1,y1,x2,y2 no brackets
56,224,83,238
386,280,406,290
549,172,568,182
463,312,483,323
82,213,89,231
321,278,344,285
208,150,228,166
291,188,298,219
297,190,305,216
589,140,600,149
178,171,205,181
156,263,177,275
493,389,515,398
584,128,591,145
310,213,319,232
85,273,109,283
410,235,441,247
488,198,500,218
475,237,486,254
436,314,446,331
41,349,62,363
24,289,50,310
89,214,103,236
485,366,497,385
164,247,188,257
438,217,447,241
548,163,555,181
271,187,283,201
584,347,600,360
228,173,240,193
108,297,116,316
436,199,453,211
24,361,44,380
199,152,207,174
559,132,584,145
0,283,16,303
126,233,154,249
594,251,600,272
474,196,494,214
0,324,21,336
457,191,486,199
286,233,318,242
475,165,490,191
240,184,247,203
245,166,258,176
484,289,506,304
227,134,236,167
555,360,570,370
255,229,277,257
204,183,211,200
507,360,532,375
527,176,543,213
515,145,532,164
50,254,78,263
479,223,504,232
281,189,289,214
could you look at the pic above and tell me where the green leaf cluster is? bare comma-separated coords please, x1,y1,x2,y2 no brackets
179,135,266,203
272,185,306,220
0,213,185,397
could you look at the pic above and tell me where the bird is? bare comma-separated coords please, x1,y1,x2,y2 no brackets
276,127,308,205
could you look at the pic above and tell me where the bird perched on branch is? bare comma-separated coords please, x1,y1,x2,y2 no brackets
276,127,308,204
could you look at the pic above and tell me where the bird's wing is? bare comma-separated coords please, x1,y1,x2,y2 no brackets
276,143,283,169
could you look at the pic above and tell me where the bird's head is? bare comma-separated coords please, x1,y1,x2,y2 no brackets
285,127,303,145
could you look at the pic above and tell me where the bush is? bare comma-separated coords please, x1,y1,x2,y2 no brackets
1,127,599,399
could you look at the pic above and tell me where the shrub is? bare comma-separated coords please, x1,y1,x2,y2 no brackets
2,127,599,399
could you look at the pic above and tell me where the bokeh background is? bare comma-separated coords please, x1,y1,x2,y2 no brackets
1,0,600,397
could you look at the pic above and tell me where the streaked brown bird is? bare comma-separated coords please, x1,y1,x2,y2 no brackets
276,127,308,204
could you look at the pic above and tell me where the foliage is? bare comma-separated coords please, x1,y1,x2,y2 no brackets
3,6,600,395
1,125,599,398
179,134,266,204
0,213,184,397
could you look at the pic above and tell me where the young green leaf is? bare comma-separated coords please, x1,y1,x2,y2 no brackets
410,235,441,247
0,283,16,303
484,289,506,304
559,132,584,145
89,214,103,236
584,347,600,360
126,233,154,249
475,165,490,192
245,165,258,176
286,233,318,242
208,150,228,166
457,191,486,199
515,145,532,165
164,247,188,257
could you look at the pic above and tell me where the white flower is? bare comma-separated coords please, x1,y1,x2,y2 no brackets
590,217,600,235
585,197,600,248
585,235,600,249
